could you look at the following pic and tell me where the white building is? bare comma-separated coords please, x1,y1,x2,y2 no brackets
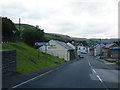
40,40,75,61
77,45,87,54
94,44,105,56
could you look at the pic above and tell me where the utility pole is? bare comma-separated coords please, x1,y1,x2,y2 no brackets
19,18,21,41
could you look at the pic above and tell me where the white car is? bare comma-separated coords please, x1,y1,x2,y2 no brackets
80,52,84,58
77,50,84,58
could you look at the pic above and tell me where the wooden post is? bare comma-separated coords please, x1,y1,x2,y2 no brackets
38,48,39,58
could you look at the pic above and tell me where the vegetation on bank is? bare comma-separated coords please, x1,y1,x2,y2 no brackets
2,17,46,46
100,57,120,60
100,57,120,65
2,17,19,42
2,42,64,74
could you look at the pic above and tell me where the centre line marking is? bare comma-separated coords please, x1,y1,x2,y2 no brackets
97,75,102,82
92,69,96,73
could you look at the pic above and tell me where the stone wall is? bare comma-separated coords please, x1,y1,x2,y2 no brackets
1,50,16,75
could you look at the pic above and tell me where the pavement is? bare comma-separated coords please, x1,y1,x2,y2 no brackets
2,54,120,89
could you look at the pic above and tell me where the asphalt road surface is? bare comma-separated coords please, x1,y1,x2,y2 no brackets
9,54,119,89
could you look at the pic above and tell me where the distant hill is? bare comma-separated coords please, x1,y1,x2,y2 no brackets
71,37,89,42
90,38,118,44
15,23,97,45
45,33,71,41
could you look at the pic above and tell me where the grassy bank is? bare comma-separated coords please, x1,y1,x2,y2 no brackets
100,57,120,60
100,57,120,65
2,42,64,74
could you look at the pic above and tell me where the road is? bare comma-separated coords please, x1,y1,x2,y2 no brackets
9,54,119,89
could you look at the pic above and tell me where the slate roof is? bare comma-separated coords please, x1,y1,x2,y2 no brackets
110,47,120,50
53,40,74,50
104,43,117,48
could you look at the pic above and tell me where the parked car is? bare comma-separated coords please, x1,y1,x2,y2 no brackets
80,52,84,58
77,50,84,58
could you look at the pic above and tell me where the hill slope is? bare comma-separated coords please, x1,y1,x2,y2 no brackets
2,42,64,74
15,23,35,31
15,23,97,45
90,38,118,44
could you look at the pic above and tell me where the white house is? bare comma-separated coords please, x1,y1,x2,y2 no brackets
77,45,87,54
39,40,75,61
94,44,105,56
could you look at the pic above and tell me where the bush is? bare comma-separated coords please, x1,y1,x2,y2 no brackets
2,17,19,42
22,28,45,46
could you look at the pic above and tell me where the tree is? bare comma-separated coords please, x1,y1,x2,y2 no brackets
22,28,45,46
2,17,18,42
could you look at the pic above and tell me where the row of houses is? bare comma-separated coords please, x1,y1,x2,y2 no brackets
39,40,90,61
94,43,120,58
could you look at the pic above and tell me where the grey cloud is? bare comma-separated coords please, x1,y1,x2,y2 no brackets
78,23,114,38
0,2,27,17
67,1,106,16
55,22,79,33
0,0,117,39
21,7,59,21
85,24,109,33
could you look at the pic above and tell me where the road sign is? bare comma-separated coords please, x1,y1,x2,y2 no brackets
35,42,48,46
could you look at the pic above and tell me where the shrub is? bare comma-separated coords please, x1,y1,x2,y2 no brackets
22,28,45,46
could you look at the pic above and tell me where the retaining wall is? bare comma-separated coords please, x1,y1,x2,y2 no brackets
1,49,16,75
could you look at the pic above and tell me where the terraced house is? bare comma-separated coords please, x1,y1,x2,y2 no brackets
40,40,75,61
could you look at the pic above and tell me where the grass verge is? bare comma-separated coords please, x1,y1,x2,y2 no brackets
2,42,64,74
100,57,120,59
100,57,120,65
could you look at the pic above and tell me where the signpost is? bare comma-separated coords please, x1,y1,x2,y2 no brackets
12,30,16,42
35,42,48,58
35,42,48,46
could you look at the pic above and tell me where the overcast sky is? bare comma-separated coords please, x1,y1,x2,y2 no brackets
0,0,119,39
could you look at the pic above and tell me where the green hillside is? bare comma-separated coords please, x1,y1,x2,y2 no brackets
15,23,96,45
2,42,64,74
71,37,89,42
45,33,71,41
15,23,35,31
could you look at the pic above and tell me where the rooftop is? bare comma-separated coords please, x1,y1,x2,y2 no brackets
104,43,117,48
110,47,120,50
52,40,74,50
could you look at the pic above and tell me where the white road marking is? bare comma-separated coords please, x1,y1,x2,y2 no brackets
8,67,62,90
87,57,108,89
92,69,96,73
97,75,102,82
